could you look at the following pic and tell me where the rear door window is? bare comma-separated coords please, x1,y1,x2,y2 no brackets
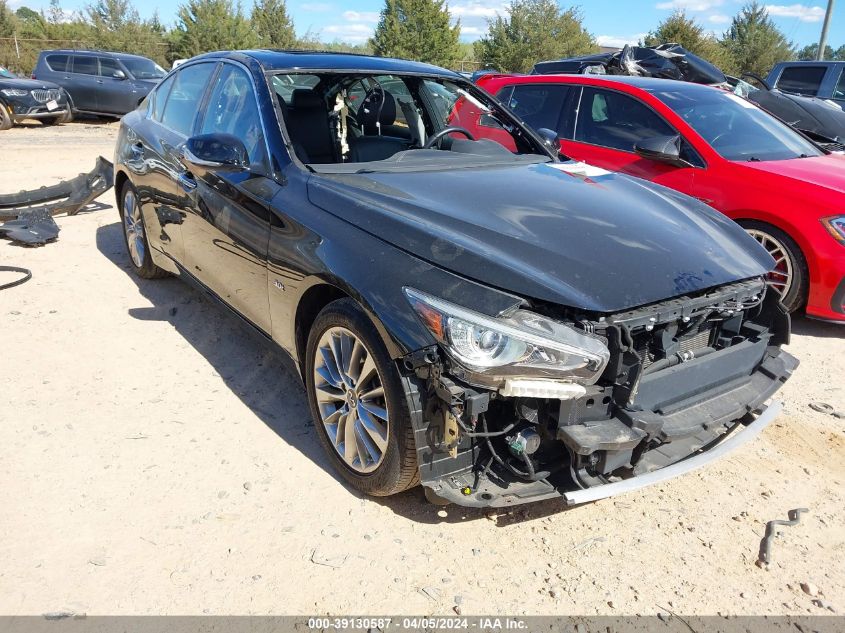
150,74,175,122
71,56,99,76
46,54,68,72
574,87,675,152
776,66,826,96
160,62,216,137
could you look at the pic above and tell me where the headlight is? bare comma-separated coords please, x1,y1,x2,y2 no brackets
0,89,28,97
404,288,609,387
821,215,845,245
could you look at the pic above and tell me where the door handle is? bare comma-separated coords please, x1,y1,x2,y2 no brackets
178,172,197,192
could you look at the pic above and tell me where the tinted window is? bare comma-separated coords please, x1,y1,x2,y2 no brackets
200,65,266,166
46,54,68,72
575,88,675,151
653,87,823,161
72,56,99,76
99,57,122,78
777,66,826,96
160,63,215,136
121,57,166,80
150,74,175,122
499,84,571,135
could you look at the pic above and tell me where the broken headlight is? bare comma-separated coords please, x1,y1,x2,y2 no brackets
404,288,609,386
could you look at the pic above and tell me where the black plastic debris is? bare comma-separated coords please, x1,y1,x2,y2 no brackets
0,265,32,291
533,43,726,85
0,208,60,246
0,156,113,220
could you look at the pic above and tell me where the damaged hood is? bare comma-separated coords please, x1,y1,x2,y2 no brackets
308,161,772,313
748,89,845,143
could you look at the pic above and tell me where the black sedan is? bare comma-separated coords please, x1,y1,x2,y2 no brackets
114,51,797,508
0,65,71,130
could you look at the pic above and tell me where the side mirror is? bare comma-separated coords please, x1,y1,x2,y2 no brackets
634,134,691,168
536,127,561,151
113,70,127,80
181,134,249,172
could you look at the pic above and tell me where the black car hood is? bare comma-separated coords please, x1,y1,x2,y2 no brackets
308,161,772,313
749,89,845,142
0,77,61,91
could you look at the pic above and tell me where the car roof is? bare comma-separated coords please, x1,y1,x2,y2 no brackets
190,50,462,78
775,60,845,66
40,49,153,61
494,73,725,96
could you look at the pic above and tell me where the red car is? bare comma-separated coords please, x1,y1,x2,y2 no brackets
475,73,845,323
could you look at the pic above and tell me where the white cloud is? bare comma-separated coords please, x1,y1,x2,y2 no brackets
322,22,375,43
708,13,730,23
460,25,484,36
764,4,826,22
450,1,508,18
656,0,724,10
342,10,380,23
596,34,647,48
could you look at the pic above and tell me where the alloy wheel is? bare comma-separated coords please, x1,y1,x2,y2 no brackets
746,228,793,299
123,189,145,268
313,326,390,474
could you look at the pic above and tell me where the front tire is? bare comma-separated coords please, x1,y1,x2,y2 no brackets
0,103,13,131
119,181,168,279
740,221,807,313
305,298,419,497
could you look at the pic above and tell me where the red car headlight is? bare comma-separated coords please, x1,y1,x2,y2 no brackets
821,216,845,245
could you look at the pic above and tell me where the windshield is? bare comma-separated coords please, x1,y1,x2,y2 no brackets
0,66,15,79
653,87,823,162
122,57,166,80
270,72,550,173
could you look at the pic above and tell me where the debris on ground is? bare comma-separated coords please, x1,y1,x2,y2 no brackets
309,549,347,569
809,402,835,414
757,507,809,568
0,209,59,246
0,156,113,220
0,265,32,291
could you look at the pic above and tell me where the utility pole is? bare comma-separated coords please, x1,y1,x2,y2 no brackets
817,0,835,60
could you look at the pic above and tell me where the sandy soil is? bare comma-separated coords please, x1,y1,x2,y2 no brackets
0,121,843,617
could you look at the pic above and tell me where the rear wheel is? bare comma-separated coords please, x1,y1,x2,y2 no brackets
305,298,419,496
119,181,168,279
740,220,807,312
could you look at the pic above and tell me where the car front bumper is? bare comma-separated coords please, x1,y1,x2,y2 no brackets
3,94,70,122
409,332,798,508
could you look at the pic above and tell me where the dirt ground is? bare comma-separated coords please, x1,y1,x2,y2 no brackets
0,121,843,618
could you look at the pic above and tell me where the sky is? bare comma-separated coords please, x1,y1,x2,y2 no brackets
8,0,845,49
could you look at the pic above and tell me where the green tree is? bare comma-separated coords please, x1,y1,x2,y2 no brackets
475,0,596,74
371,0,461,68
797,42,836,61
174,0,258,58
14,6,47,38
720,1,794,76
251,0,296,49
0,0,15,38
643,10,734,71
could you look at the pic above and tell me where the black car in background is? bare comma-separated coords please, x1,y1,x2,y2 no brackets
33,50,165,117
114,51,796,508
0,64,71,130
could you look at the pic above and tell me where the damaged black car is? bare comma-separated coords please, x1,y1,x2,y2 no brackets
114,51,797,508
